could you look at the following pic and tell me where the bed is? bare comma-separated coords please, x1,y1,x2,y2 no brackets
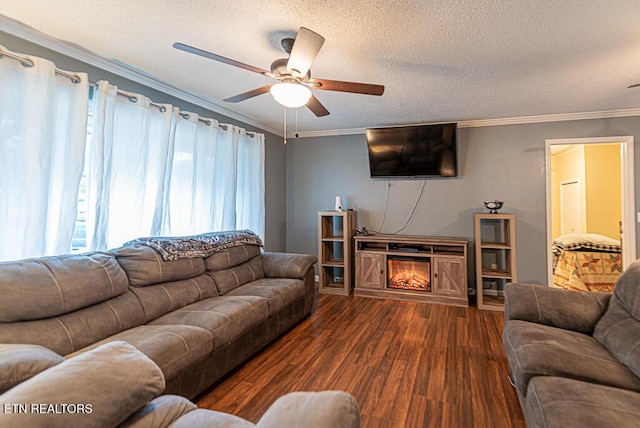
551,233,622,293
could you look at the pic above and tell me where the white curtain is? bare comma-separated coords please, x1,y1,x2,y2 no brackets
87,81,173,250
164,112,223,236
88,82,266,249
0,45,88,261
236,129,265,239
164,115,265,240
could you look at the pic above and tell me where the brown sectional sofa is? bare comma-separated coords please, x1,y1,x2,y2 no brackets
0,240,317,399
502,259,640,427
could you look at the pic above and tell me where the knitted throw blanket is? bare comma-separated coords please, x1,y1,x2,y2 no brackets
123,230,263,261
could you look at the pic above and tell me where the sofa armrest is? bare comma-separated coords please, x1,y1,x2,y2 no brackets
505,283,611,334
261,252,317,279
0,344,64,394
256,391,360,428
121,395,197,427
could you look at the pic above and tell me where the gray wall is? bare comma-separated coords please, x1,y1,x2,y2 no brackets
0,31,287,251
286,117,640,286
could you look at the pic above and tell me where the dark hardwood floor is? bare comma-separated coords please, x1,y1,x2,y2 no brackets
197,294,525,427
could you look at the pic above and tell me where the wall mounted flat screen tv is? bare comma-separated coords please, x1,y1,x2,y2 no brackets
366,123,458,178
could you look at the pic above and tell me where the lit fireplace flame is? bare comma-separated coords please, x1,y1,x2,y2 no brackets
388,258,430,291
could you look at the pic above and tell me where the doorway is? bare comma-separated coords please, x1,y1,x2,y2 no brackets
545,136,636,288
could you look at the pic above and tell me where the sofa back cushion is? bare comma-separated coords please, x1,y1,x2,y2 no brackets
0,252,129,322
129,274,219,322
204,244,261,271
112,246,205,287
0,290,146,356
593,259,640,379
208,256,265,295
612,259,640,319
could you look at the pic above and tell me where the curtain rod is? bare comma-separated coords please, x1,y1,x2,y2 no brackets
88,81,173,114
2,47,258,136
87,82,244,132
0,47,81,83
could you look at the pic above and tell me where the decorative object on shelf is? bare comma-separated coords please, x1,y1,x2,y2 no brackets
483,200,504,214
335,196,343,211
355,227,372,236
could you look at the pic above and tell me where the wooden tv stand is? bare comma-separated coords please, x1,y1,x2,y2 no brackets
354,234,468,307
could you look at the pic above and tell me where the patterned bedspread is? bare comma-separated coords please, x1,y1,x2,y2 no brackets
124,230,263,260
552,249,622,293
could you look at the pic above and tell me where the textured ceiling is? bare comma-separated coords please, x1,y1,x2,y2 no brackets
1,0,640,135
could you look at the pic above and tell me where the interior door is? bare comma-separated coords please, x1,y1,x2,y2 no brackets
560,180,583,234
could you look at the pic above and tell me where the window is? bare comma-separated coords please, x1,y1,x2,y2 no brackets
71,85,96,252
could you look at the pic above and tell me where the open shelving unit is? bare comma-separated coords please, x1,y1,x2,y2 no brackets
474,213,517,310
317,210,356,296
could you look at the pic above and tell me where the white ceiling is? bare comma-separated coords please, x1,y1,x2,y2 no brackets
1,1,640,136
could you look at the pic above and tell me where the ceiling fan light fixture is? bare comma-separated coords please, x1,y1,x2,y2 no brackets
270,82,312,108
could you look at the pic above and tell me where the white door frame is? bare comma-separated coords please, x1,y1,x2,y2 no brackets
545,136,636,287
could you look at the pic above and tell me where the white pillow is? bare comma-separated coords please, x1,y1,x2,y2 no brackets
554,233,620,246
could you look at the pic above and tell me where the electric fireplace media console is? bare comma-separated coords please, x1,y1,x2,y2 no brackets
354,234,468,307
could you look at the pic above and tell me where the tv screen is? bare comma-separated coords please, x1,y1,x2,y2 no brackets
366,123,458,178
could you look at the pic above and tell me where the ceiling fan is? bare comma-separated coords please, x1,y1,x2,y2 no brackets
173,27,384,117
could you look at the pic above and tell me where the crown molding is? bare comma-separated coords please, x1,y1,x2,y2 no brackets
459,108,640,128
0,14,282,136
288,108,640,138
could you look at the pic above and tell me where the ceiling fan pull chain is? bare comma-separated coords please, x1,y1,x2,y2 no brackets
283,106,287,145
295,107,299,138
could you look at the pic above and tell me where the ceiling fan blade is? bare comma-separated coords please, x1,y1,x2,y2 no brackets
312,78,385,96
287,27,325,77
173,42,270,76
223,85,273,103
306,95,330,117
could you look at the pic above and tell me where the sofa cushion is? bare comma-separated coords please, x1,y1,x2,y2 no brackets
149,296,269,351
67,324,213,381
257,391,361,428
171,409,255,428
225,278,306,316
593,296,640,379
592,259,640,380
0,290,146,356
0,344,64,394
504,283,610,334
121,395,197,428
204,244,261,271
524,376,640,428
611,257,640,319
261,252,317,279
129,274,219,322
0,252,129,322
0,341,165,428
503,320,640,399
113,246,206,287
208,256,265,295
